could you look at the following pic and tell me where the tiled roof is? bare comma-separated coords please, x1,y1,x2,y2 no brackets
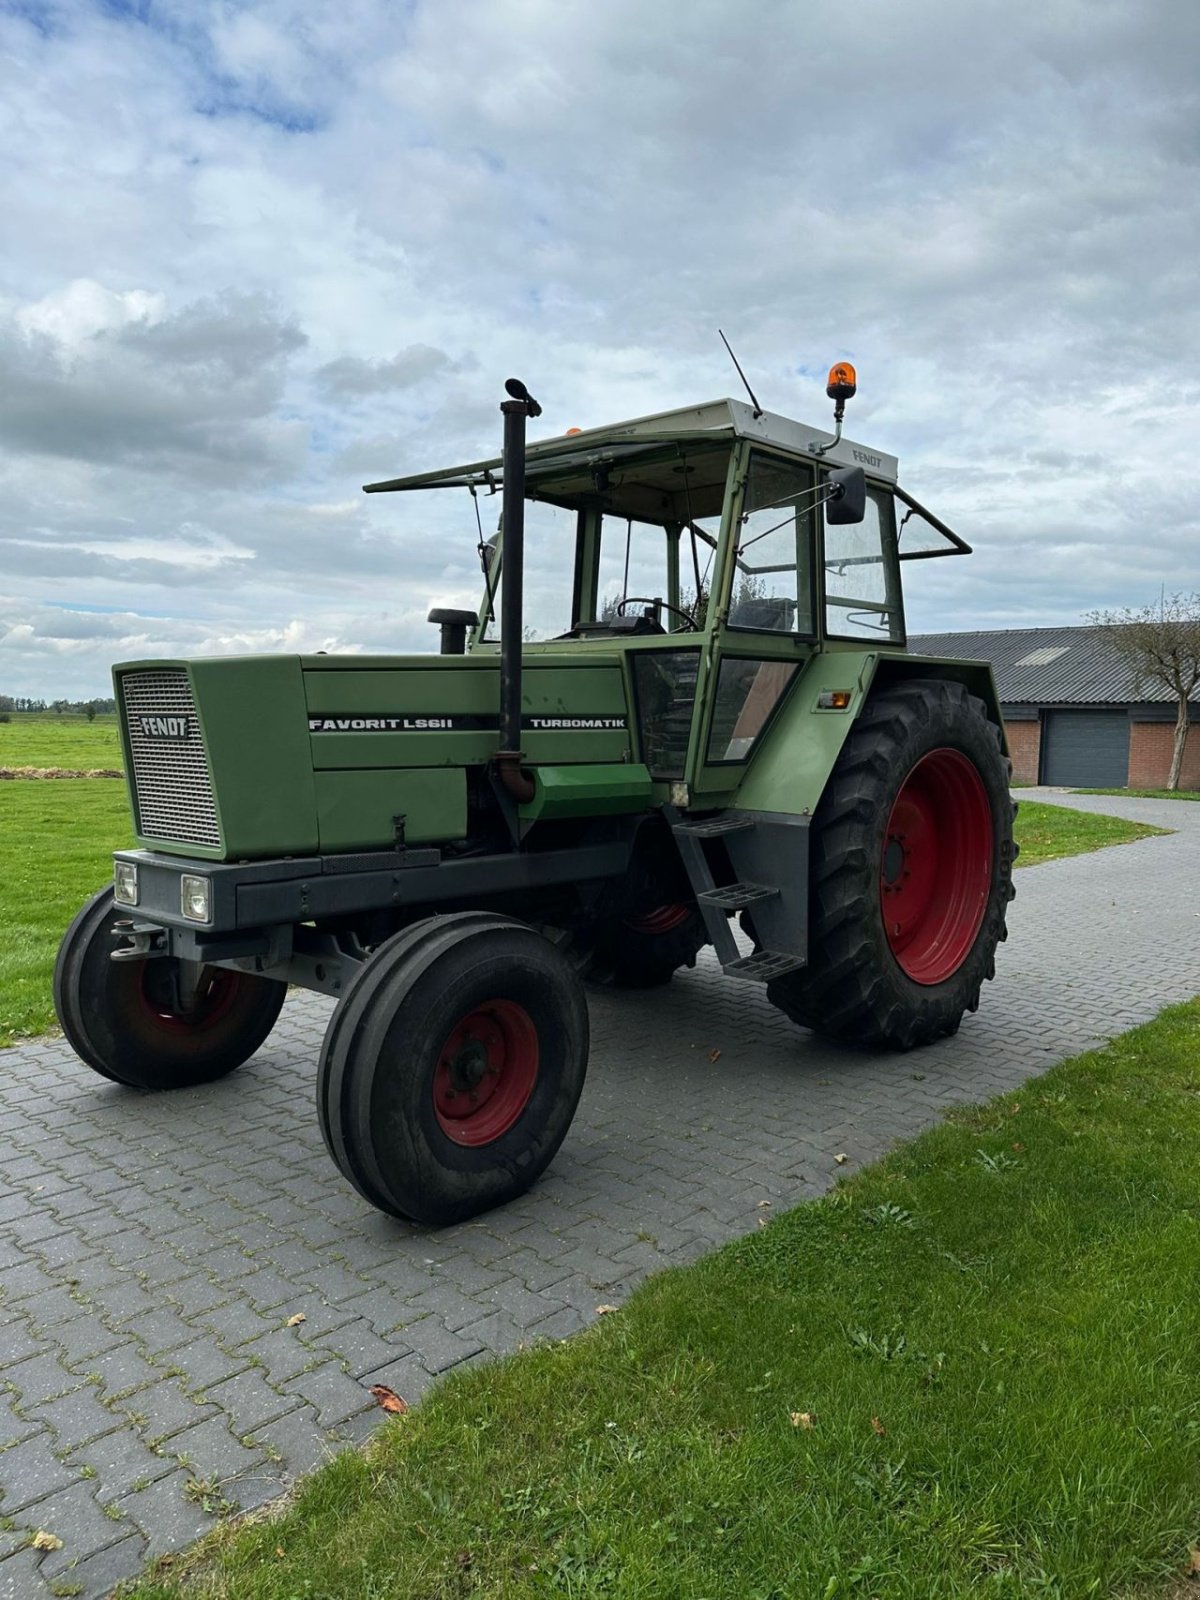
906,625,1179,706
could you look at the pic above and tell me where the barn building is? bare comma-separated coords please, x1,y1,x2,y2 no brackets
907,626,1200,790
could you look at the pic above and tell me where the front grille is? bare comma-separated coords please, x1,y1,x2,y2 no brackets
120,670,222,849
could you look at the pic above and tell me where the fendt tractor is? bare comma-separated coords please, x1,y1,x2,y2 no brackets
54,367,1016,1225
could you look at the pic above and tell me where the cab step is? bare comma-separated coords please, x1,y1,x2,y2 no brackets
723,949,806,981
698,882,779,911
669,809,807,982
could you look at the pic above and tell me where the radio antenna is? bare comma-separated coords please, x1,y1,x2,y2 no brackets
717,329,763,419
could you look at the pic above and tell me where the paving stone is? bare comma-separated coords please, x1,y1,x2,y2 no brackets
14,1478,129,1582
281,1361,374,1428
232,1327,317,1385
117,1377,215,1447
4,1352,84,1409
314,1321,412,1380
404,1319,485,1376
166,1414,266,1482
44,1531,148,1598
248,1406,334,1480
113,1469,215,1559
28,1387,121,1453
70,1426,175,1501
0,1431,82,1513
202,1368,297,1434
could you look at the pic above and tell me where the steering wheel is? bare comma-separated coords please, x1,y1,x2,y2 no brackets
616,596,699,631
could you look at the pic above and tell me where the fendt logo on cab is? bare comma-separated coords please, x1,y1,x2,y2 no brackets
138,714,191,739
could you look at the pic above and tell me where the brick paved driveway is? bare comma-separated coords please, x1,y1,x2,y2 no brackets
2,790,1197,1597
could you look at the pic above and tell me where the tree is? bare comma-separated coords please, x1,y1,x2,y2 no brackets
1087,593,1200,791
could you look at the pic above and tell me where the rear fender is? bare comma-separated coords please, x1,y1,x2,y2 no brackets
732,650,1006,820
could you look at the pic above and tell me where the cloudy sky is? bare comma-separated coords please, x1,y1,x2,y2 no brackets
1,0,1197,697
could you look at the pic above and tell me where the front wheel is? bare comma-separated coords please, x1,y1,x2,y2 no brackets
53,889,286,1088
317,913,589,1225
767,679,1016,1049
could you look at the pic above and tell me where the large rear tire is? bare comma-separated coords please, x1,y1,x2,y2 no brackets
767,679,1016,1049
317,913,589,1225
53,888,286,1088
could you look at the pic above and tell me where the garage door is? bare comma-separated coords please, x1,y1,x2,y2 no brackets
1040,711,1130,787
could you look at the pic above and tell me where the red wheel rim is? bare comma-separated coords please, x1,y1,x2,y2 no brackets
432,999,539,1147
137,964,240,1035
625,903,691,935
880,748,993,986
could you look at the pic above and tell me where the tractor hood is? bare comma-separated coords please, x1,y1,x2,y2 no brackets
113,649,632,861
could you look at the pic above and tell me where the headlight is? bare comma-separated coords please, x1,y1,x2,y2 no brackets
180,874,212,923
114,861,139,906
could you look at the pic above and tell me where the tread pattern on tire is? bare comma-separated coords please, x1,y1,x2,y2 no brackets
766,678,1017,1049
317,912,588,1225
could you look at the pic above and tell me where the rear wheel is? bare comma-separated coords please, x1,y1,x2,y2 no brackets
767,679,1016,1048
317,913,588,1224
53,888,285,1088
578,903,707,988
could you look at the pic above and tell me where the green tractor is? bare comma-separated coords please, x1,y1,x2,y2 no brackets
54,367,1016,1225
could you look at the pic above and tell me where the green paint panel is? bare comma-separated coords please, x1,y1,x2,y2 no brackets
314,768,467,850
303,661,627,714
521,764,654,821
192,657,320,857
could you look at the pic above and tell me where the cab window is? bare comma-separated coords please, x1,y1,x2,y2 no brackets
823,488,903,642
730,452,816,634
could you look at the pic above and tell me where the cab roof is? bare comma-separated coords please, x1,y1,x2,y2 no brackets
363,396,899,495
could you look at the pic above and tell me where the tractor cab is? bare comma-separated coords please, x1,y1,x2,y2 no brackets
365,385,969,796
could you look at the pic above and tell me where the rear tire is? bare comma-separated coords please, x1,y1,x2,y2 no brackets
767,679,1016,1049
317,913,589,1225
53,888,286,1088
579,904,707,989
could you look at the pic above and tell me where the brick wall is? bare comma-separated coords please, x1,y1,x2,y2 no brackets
1128,720,1200,790
1004,719,1041,785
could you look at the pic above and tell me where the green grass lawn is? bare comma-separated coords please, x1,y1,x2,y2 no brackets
0,780,133,1046
124,997,1200,1600
0,711,122,769
1014,799,1169,865
1076,787,1200,802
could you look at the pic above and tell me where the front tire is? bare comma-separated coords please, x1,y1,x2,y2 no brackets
767,679,1016,1048
53,889,286,1088
317,913,589,1225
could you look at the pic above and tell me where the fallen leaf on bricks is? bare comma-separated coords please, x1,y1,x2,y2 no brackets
708,1048,721,1063
285,1313,306,1327
790,1412,815,1429
870,1416,886,1437
31,1531,63,1552
595,1304,620,1316
834,1153,848,1165
369,1385,409,1415
757,1200,772,1208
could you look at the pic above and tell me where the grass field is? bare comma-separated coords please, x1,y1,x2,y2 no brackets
0,711,122,769
1014,798,1168,864
126,997,1200,1600
1076,787,1200,802
0,781,133,1046
0,791,1170,1050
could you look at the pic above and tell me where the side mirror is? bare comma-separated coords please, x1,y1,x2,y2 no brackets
825,465,866,525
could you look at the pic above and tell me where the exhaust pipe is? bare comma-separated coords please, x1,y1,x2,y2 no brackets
495,378,541,804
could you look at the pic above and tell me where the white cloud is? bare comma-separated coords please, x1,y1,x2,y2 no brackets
0,0,1196,699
